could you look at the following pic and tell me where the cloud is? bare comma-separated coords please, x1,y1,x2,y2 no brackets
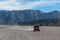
0,0,60,10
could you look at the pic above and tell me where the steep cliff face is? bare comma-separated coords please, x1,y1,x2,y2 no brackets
0,10,60,25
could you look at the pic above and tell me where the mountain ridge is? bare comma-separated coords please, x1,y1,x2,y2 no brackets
0,10,60,26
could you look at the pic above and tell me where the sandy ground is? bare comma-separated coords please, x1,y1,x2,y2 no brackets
0,26,60,40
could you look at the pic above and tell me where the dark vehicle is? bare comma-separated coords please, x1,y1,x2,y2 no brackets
34,25,40,32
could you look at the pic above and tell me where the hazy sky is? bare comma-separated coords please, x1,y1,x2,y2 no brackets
0,0,60,12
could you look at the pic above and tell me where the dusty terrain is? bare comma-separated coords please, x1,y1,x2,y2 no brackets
0,25,60,40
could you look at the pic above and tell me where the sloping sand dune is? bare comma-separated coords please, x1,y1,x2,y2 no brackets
0,26,60,40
